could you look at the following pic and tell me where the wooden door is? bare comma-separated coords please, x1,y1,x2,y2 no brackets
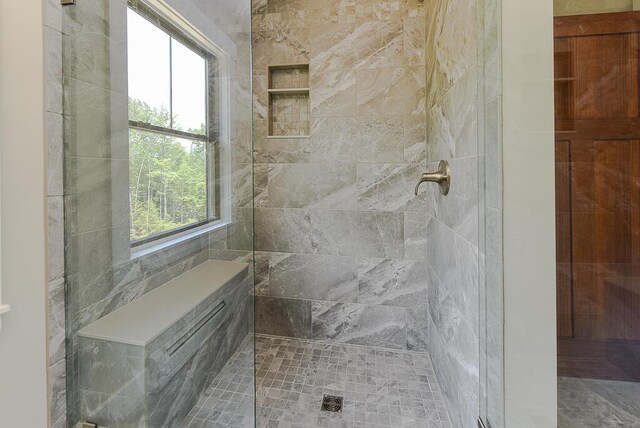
555,12,640,380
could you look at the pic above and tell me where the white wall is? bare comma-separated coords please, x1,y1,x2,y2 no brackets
502,0,557,426
0,0,49,426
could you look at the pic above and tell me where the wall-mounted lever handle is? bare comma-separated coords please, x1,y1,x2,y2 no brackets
415,160,451,196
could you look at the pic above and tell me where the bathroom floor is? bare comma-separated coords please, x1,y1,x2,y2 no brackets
557,376,640,427
182,335,451,428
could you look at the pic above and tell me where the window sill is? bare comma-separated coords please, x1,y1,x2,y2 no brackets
130,220,229,261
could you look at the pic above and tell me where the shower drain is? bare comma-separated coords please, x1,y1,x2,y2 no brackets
321,394,344,412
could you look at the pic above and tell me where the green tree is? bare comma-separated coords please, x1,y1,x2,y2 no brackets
129,99,208,241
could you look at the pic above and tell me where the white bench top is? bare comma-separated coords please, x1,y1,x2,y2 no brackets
77,260,248,346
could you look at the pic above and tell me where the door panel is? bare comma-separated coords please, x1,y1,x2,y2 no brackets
555,11,640,379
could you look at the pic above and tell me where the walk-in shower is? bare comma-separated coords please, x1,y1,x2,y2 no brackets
56,0,499,426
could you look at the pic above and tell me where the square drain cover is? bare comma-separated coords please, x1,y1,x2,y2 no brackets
321,394,343,412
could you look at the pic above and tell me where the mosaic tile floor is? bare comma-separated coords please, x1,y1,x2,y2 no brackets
182,334,451,428
558,376,640,427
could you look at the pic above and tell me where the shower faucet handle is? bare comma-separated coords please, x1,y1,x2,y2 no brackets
415,160,451,196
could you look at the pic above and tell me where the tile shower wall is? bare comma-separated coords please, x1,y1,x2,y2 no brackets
252,0,428,352
424,0,482,427
44,0,66,426
56,0,253,426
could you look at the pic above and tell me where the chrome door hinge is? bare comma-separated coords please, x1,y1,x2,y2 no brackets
61,0,75,5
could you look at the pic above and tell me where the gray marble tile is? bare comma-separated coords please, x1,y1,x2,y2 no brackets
310,115,406,163
48,278,66,366
406,308,429,351
427,218,479,331
226,207,254,251
253,163,269,208
46,112,63,197
404,15,425,66
45,0,62,32
310,69,357,118
264,163,358,210
80,380,145,427
428,264,479,427
65,156,130,235
45,26,63,114
48,196,65,283
425,0,478,108
483,0,501,102
315,210,405,258
356,66,425,116
62,0,128,94
232,163,254,208
357,162,428,211
148,324,238,427
404,114,427,164
252,74,269,120
558,377,640,428
249,0,432,362
77,281,250,427
404,211,428,260
255,296,312,338
357,258,428,308
255,209,404,258
256,251,358,303
309,117,359,163
65,227,121,302
485,207,503,323
427,314,462,428
309,19,404,73
424,1,481,426
252,0,267,15
48,358,67,427
252,29,309,73
74,250,209,328
485,96,503,210
309,22,358,74
425,156,479,246
184,334,452,427
63,78,129,160
253,121,311,164
311,301,407,349
78,338,144,396
426,65,478,161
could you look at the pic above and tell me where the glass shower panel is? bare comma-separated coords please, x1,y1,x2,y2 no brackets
479,0,505,425
553,8,640,427
62,0,254,426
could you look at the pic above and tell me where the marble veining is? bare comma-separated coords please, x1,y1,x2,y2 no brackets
59,0,255,426
425,0,481,426
311,301,408,350
558,377,640,427
253,0,428,353
183,334,452,427
357,258,429,308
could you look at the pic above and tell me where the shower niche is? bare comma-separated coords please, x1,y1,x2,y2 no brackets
267,64,310,138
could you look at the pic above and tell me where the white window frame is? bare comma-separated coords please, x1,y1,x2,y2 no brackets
127,0,231,255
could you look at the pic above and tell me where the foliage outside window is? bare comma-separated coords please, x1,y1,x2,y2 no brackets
127,4,218,246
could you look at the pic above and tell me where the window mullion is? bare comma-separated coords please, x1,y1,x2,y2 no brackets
129,120,207,142
169,37,173,130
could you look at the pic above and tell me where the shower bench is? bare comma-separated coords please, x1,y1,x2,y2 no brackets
76,259,250,428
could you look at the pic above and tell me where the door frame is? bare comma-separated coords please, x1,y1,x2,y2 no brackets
502,0,558,425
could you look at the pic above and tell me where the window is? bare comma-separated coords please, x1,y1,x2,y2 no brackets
127,4,219,246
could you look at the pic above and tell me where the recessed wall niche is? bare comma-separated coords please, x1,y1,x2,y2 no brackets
268,64,310,138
